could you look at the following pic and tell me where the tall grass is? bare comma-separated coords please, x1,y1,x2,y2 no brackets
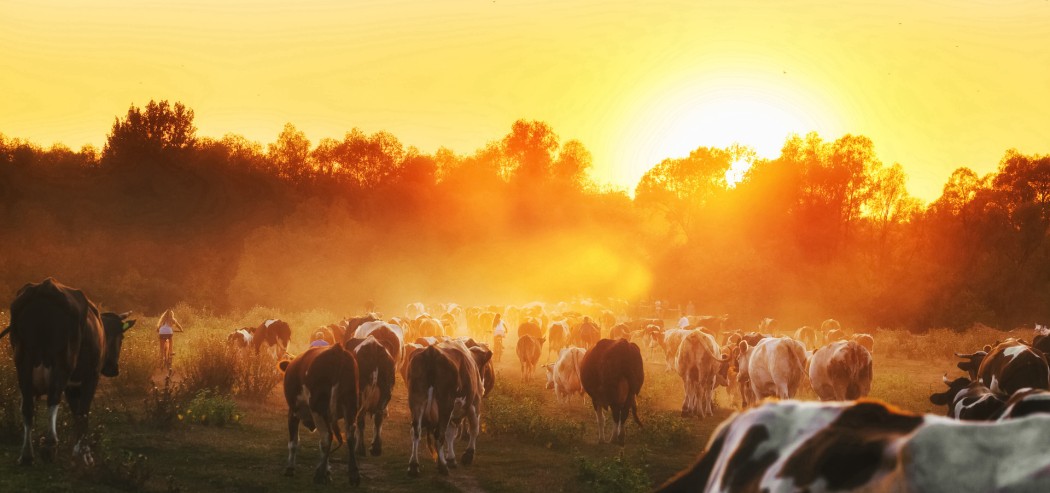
181,336,239,394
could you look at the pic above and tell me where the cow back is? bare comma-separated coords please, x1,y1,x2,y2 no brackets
9,278,105,379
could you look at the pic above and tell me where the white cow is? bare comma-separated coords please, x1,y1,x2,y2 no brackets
736,336,807,403
675,330,727,417
544,346,586,402
809,340,873,401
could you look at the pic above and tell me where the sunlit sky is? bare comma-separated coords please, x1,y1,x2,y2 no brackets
3,1,1049,201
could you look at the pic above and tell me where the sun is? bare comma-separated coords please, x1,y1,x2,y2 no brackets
617,72,841,191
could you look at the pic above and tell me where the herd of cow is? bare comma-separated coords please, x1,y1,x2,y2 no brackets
6,277,1050,491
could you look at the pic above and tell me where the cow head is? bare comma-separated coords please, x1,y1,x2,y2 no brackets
930,375,972,407
100,312,135,377
955,347,990,380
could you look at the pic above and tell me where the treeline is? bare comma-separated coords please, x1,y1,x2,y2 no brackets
1,100,1047,330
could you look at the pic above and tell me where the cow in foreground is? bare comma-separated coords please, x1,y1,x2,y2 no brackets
279,345,361,485
407,340,487,476
808,340,873,401
3,278,136,466
346,337,395,457
656,399,1050,493
580,338,644,445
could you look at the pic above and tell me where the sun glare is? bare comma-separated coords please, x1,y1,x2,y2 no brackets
725,158,752,187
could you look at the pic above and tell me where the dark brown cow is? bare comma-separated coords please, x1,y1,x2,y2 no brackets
471,345,496,397
929,375,1006,420
3,278,136,466
580,338,644,445
352,337,396,457
570,318,601,351
518,319,543,340
252,319,292,356
955,344,992,379
407,341,486,476
977,339,1050,395
547,321,570,361
400,343,425,382
279,345,361,485
342,314,379,342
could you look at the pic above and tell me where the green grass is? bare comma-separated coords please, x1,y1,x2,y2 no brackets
0,311,983,491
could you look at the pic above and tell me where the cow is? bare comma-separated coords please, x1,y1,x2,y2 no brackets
675,330,728,418
609,323,630,340
470,345,496,397
976,339,1050,395
850,333,874,353
997,387,1050,421
808,340,873,401
740,331,768,347
821,318,843,343
793,326,817,350
758,317,779,334
279,344,361,485
599,310,617,331
570,318,601,351
227,327,253,349
694,314,730,337
661,329,694,371
955,344,992,379
405,302,426,320
547,320,570,361
353,321,404,367
415,316,445,339
517,319,543,340
580,338,644,445
656,399,1050,493
350,337,396,457
516,335,545,382
252,319,292,356
736,337,807,403
640,324,665,362
929,375,1007,420
406,340,487,476
544,346,586,402
3,278,136,466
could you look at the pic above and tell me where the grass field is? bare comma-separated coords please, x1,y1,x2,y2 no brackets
0,308,1016,492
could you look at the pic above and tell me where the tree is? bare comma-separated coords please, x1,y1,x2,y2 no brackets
102,100,196,166
267,123,312,183
501,120,558,183
553,139,593,190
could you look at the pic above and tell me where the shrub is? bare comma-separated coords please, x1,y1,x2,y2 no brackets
183,390,240,427
181,336,239,394
143,369,186,429
574,451,650,493
235,351,281,401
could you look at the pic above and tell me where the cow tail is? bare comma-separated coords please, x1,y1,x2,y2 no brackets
0,325,11,340
631,394,644,429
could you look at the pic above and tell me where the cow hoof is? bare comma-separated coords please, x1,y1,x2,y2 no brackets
284,466,295,477
313,469,332,485
408,463,421,477
370,444,382,456
348,470,361,487
462,449,474,466
447,458,458,469
438,462,450,476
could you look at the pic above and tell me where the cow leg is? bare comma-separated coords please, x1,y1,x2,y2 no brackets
285,411,300,476
371,409,384,456
444,419,459,469
462,404,480,466
408,402,423,476
65,379,96,466
18,392,34,466
313,414,333,484
435,399,454,475
355,411,367,457
344,411,361,486
593,403,606,443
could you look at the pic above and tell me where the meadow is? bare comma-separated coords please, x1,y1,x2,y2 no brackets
0,307,1016,492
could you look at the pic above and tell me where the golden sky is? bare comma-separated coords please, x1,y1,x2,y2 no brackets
3,1,1049,201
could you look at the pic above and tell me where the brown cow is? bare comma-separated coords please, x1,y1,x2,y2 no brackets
850,333,875,353
407,341,486,476
353,321,404,368
580,338,645,445
518,319,543,340
400,343,425,382
279,345,361,485
547,321,570,361
610,323,630,340
351,337,396,457
516,335,545,382
253,319,292,356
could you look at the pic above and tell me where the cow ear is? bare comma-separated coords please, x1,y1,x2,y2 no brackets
983,345,992,352
738,340,749,351
122,320,137,332
930,392,950,406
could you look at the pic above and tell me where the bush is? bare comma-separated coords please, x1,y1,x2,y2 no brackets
181,336,239,394
235,351,281,401
574,451,650,493
183,390,240,427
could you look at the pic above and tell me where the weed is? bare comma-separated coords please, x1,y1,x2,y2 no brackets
183,390,240,427
485,391,584,449
235,351,281,401
181,336,239,394
143,369,186,429
574,450,650,493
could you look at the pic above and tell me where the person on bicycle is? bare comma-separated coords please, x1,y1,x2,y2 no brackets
157,309,184,365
